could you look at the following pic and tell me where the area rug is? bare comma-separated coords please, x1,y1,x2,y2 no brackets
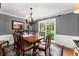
0,44,62,56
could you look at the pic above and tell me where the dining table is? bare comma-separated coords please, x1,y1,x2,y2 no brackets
23,34,44,44
22,34,44,55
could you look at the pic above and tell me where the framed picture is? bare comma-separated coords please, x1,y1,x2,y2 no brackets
12,20,24,30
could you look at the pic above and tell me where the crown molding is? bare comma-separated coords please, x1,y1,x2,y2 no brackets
36,9,74,21
0,11,25,19
0,9,74,21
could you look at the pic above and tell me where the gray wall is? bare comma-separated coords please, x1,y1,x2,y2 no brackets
32,21,38,32
1,12,79,36
0,14,25,35
33,13,79,36
56,13,79,36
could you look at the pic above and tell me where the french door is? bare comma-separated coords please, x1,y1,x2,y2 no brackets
38,18,56,40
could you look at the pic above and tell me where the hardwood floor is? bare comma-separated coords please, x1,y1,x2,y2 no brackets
63,48,74,56
52,42,75,56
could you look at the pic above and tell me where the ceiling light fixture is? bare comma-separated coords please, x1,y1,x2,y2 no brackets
74,3,79,14
26,8,33,24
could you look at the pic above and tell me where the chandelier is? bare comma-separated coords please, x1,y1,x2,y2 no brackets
26,8,33,24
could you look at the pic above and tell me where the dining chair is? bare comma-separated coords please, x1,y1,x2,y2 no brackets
16,34,34,56
0,41,9,56
13,32,21,55
13,32,17,50
32,32,36,35
37,36,51,56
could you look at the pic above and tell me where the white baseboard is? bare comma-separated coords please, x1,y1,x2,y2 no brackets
53,34,79,48
0,34,79,48
0,34,14,45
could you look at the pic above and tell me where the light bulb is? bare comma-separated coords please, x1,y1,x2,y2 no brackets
74,9,79,14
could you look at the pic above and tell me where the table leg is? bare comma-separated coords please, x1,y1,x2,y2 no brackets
32,43,39,56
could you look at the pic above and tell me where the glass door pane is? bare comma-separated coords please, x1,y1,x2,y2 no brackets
38,18,56,40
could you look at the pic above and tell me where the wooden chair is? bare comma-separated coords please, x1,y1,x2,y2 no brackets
13,32,21,55
32,32,36,35
13,31,23,50
16,34,34,56
0,41,9,56
13,32,17,50
37,36,51,56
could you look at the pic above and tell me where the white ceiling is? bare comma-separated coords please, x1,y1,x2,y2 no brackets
0,3,75,20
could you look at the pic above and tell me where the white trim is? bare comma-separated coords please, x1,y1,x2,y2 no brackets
0,11,25,19
0,34,14,45
0,9,74,20
54,34,79,48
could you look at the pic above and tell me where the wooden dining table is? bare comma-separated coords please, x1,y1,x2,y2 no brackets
23,34,44,44
23,34,44,55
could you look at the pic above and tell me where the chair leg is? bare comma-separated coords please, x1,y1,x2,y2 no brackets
32,49,35,56
15,45,19,55
16,49,18,56
2,48,5,56
61,48,63,56
32,47,37,56
45,47,51,56
45,51,47,56
22,52,25,56
49,47,51,56
14,45,15,51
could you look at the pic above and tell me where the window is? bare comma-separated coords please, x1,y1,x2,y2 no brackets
38,18,56,40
